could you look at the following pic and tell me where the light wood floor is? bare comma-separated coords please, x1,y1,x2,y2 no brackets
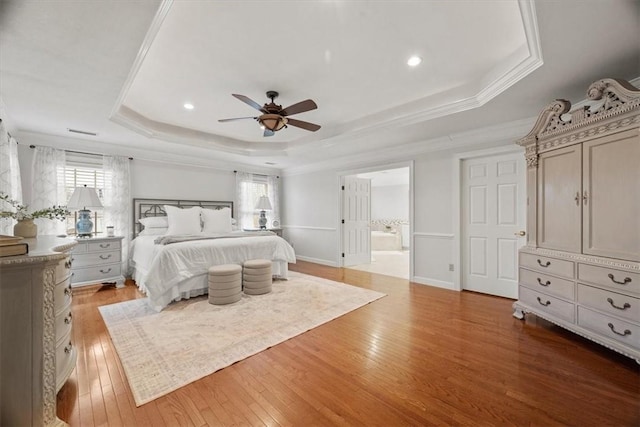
57,261,640,426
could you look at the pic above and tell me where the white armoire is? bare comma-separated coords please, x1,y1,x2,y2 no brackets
513,78,640,363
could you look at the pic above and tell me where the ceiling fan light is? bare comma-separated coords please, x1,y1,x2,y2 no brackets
259,114,287,131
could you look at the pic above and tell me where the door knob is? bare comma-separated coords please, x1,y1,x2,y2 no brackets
514,231,526,237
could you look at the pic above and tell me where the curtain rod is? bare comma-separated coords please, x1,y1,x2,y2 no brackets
28,144,133,160
233,170,280,179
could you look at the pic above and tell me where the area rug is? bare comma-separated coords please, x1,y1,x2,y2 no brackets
99,271,385,406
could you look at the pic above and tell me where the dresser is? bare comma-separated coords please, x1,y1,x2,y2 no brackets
71,236,125,288
0,236,77,426
513,78,640,363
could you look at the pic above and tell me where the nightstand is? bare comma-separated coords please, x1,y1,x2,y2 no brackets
244,228,283,237
70,235,125,288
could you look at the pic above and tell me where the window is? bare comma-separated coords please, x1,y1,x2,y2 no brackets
61,153,107,235
236,172,280,230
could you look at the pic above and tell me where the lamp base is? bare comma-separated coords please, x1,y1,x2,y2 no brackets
258,210,267,230
76,209,94,236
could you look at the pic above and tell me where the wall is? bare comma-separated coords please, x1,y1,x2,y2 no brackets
371,184,409,220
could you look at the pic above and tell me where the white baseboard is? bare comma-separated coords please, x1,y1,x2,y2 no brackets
412,276,457,291
295,255,338,267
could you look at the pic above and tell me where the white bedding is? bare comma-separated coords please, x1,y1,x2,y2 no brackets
129,232,296,310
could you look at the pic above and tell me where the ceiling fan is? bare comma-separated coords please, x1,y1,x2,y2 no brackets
219,91,321,137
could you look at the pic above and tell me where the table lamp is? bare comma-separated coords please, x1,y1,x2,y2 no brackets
68,185,103,236
255,195,272,230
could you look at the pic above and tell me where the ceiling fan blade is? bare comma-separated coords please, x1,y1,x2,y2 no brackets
263,129,275,137
280,99,317,116
286,118,321,132
218,116,256,122
232,94,267,113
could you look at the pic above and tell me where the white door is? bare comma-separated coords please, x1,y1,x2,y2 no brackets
462,152,526,298
342,176,371,266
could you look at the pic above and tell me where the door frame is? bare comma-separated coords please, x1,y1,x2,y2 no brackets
337,160,414,279
452,145,524,291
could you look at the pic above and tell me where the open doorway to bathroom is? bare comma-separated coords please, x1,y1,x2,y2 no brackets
346,166,410,279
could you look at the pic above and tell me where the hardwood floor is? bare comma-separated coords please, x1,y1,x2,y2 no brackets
57,261,640,426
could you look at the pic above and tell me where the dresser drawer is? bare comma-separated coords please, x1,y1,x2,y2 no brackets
54,257,72,283
577,284,639,323
577,306,640,350
54,277,72,311
520,253,574,279
519,286,575,323
519,268,575,300
72,250,120,268
88,240,120,252
54,305,73,345
72,263,122,283
578,264,640,296
55,330,75,382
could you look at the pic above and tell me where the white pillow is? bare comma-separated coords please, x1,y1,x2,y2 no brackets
138,216,169,228
164,205,202,235
138,227,168,236
201,207,232,233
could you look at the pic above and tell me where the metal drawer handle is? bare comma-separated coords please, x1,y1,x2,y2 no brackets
99,254,112,260
64,312,73,324
608,273,631,285
64,259,72,269
99,243,111,248
64,342,73,354
607,323,631,337
536,278,551,287
64,286,72,296
100,268,112,274
607,298,631,311
537,259,551,268
574,192,580,206
536,297,551,307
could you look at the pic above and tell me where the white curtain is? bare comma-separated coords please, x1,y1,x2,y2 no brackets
0,120,23,235
31,146,66,235
235,171,280,230
103,155,131,275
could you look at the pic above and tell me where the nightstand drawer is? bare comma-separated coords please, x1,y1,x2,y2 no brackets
54,305,73,345
54,277,72,310
88,240,120,252
72,250,120,268
72,263,122,283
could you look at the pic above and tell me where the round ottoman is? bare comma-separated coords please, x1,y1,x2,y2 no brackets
208,264,242,305
243,259,272,295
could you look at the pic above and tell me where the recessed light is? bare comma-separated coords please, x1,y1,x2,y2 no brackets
184,103,194,110
407,55,422,67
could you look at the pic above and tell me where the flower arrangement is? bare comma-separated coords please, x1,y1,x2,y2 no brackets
0,192,69,221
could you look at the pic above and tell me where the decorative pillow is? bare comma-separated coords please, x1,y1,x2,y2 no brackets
164,205,202,235
138,227,168,236
201,207,232,233
138,216,169,228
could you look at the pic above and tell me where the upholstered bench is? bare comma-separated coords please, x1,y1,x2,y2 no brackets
242,259,272,295
208,264,242,305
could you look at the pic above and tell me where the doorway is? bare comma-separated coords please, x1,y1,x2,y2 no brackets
344,166,411,280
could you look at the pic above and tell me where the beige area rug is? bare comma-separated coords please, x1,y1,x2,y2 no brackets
99,271,385,406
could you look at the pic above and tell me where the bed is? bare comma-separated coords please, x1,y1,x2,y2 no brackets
129,198,296,311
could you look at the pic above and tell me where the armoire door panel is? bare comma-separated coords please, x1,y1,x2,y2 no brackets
582,129,640,262
537,144,582,253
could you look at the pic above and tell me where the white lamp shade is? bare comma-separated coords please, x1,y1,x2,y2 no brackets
255,195,272,211
68,185,103,209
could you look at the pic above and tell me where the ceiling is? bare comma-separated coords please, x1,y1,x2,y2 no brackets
1,0,638,173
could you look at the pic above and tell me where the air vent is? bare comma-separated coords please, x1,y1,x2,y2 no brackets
67,128,97,136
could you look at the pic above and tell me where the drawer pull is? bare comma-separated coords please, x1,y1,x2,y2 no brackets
100,268,112,274
607,323,631,337
64,286,72,296
606,298,631,311
608,273,631,285
537,259,550,268
574,192,580,206
536,297,551,307
64,312,73,324
64,342,73,354
64,259,72,269
99,243,111,248
99,254,112,260
536,278,551,287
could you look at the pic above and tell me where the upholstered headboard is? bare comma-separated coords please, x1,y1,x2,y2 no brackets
133,198,234,237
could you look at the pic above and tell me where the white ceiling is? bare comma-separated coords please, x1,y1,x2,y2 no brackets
1,0,638,173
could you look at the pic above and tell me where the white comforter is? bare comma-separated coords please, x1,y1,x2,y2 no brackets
130,232,296,310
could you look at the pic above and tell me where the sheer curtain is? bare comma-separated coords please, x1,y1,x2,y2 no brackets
235,171,280,229
267,174,280,226
235,171,254,229
0,120,23,235
103,155,131,275
31,146,66,235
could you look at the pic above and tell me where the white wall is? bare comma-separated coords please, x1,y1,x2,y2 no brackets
371,184,409,220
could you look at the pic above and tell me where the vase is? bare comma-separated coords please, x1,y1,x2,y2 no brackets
14,219,37,238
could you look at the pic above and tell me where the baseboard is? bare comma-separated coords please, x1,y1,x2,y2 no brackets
295,255,338,267
412,276,457,291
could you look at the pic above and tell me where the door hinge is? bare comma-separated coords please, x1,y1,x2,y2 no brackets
341,253,345,258
341,219,345,224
